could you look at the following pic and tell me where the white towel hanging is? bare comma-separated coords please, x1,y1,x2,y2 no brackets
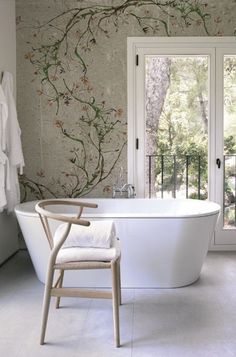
0,71,25,212
2,71,25,174
0,85,8,152
0,149,10,212
0,85,9,211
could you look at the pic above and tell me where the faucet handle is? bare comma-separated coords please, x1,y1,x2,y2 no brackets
126,184,135,198
130,185,136,198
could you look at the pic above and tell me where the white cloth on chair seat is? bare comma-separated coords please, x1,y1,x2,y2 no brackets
56,236,121,264
54,220,116,249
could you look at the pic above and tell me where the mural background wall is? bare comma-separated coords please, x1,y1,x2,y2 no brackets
16,0,236,201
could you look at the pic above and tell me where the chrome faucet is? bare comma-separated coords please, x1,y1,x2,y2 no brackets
112,183,135,198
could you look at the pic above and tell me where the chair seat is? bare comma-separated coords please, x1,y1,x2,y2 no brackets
56,236,121,264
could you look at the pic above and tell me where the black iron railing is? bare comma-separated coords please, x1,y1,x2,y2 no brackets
146,154,236,227
146,154,206,199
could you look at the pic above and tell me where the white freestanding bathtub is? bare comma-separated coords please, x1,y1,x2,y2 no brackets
15,198,220,288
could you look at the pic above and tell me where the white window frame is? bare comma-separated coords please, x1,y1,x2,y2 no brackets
127,36,236,200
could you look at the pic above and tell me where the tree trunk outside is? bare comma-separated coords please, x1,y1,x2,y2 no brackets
145,57,171,196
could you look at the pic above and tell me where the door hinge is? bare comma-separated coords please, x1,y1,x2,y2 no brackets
136,138,139,149
136,54,139,66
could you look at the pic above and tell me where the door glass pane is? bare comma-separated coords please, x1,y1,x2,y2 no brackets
224,55,236,228
145,55,209,199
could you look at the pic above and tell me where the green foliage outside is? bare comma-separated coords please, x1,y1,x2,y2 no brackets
152,56,208,199
150,56,236,216
223,57,236,226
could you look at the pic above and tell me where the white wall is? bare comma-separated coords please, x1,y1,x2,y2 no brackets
0,0,16,81
0,0,18,264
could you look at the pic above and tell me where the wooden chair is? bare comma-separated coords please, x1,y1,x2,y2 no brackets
35,199,121,347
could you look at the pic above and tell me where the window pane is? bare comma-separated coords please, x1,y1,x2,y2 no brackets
145,56,208,199
223,55,236,228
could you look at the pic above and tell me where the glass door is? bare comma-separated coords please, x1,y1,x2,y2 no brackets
144,54,209,199
134,47,215,201
215,50,236,245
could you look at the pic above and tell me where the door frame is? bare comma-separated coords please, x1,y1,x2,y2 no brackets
127,37,236,250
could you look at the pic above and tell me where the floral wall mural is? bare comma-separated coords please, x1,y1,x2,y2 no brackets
16,0,236,201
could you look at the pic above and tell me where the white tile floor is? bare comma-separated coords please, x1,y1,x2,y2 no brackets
1,251,236,357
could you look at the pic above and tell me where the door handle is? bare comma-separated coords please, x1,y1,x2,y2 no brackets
216,158,221,169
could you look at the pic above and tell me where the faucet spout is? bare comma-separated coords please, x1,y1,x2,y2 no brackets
121,183,129,191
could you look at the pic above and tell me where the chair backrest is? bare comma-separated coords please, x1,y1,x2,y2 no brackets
35,199,98,249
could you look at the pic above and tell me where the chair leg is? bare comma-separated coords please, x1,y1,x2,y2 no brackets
40,266,55,345
111,261,120,347
55,269,64,309
117,260,121,306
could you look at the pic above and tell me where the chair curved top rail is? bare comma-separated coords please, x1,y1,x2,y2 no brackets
35,199,98,227
36,198,98,209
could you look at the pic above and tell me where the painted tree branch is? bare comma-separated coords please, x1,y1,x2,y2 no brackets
20,0,211,200
25,0,211,110
55,83,126,198
19,175,58,201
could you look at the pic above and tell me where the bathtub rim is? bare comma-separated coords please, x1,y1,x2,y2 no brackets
14,198,220,219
